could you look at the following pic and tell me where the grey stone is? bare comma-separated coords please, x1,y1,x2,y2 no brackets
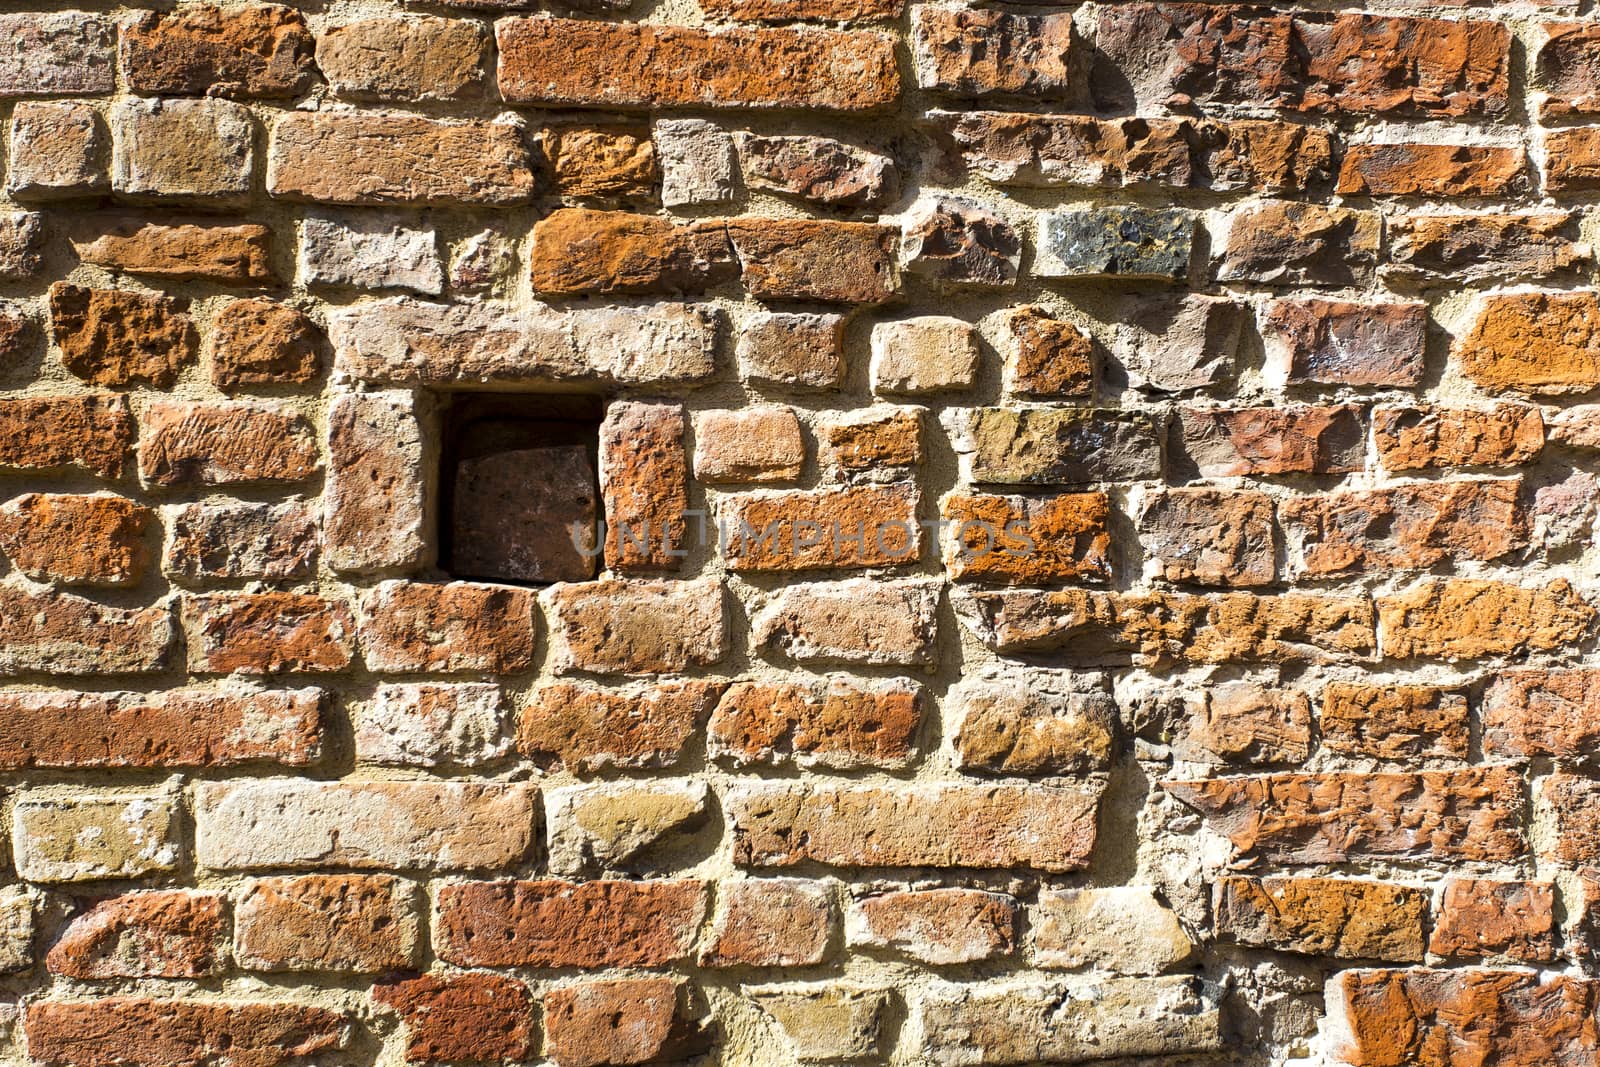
1037,207,1195,280
959,408,1163,485
301,211,442,294
656,119,737,207
1114,294,1245,393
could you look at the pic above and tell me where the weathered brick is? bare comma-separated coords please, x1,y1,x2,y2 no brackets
545,780,708,873
121,5,318,98
1541,773,1600,867
1543,126,1600,192
755,577,939,667
357,683,508,769
727,219,898,303
48,891,225,979
545,977,708,1067
750,986,889,1063
543,124,658,200
210,298,319,390
1321,683,1469,761
1259,298,1427,387
1454,290,1600,395
742,134,897,208
1537,22,1600,119
1177,404,1365,477
196,779,536,871
236,875,419,973
0,890,33,970
0,687,320,770
963,408,1163,486
1377,578,1595,659
941,492,1112,585
25,999,347,1067
1139,488,1276,588
360,580,535,674
140,401,318,488
544,578,725,675
1336,143,1526,197
1483,669,1600,760
435,878,706,967
737,311,845,389
1430,879,1555,961
914,977,1221,1067
531,209,735,297
0,212,43,280
728,782,1102,872
931,112,1191,188
1214,876,1428,961
520,681,723,773
318,17,486,102
1550,406,1600,450
49,284,197,388
722,485,920,571
1033,886,1195,975
325,392,429,575
0,584,172,675
870,317,979,396
1217,201,1380,286
1116,293,1247,394
1374,404,1544,471
374,974,535,1064
1002,306,1095,398
655,119,738,208
703,0,902,20
162,501,318,582
819,408,923,476
912,9,1074,98
600,401,687,570
71,217,274,284
950,673,1116,775
695,407,804,483
182,594,354,674
7,102,108,200
112,98,254,203
0,14,115,96
1165,682,1312,765
13,790,181,882
1164,766,1526,865
300,210,442,295
701,879,835,967
497,20,898,111
1282,480,1527,577
268,113,534,206
848,889,1014,965
0,493,150,587
1387,212,1591,284
1331,969,1600,1067
710,678,921,770
900,196,1021,289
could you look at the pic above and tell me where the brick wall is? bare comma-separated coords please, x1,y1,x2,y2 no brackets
0,1,1596,1065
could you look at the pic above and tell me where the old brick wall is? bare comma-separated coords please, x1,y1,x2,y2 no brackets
0,0,1596,1064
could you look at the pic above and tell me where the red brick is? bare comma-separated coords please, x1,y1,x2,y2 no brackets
847,889,1015,965
210,298,319,389
1429,879,1556,961
723,485,920,571
325,392,429,575
700,879,835,967
1537,22,1600,119
0,687,320,770
951,676,1118,774
728,782,1102,872
435,879,707,968
1543,126,1600,192
543,578,726,675
1282,480,1526,577
1259,298,1427,387
1332,969,1600,1067
1216,201,1379,286
139,400,318,488
1485,669,1600,760
359,581,535,674
0,493,152,586
70,217,274,284
912,9,1075,98
726,219,898,303
49,283,197,387
545,977,708,1067
1320,683,1469,761
531,209,735,296
1454,290,1600,394
737,311,845,390
1373,404,1544,471
1138,489,1276,588
1002,306,1095,397
0,585,172,675
941,492,1112,584
1168,682,1311,765
47,891,226,978
181,593,354,674
496,20,898,112
694,407,805,483
237,875,418,974
709,678,921,770
25,998,347,1067
818,408,923,475
703,0,902,21
1336,143,1526,197
600,401,687,571
268,113,534,206
520,681,723,774
317,16,487,103
1163,767,1526,865
374,974,535,1064
1388,212,1590,284
120,5,318,98
541,124,657,199
1178,405,1366,477
162,501,319,582
1377,578,1595,660
1214,876,1428,962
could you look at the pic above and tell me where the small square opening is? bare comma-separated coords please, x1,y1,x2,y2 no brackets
440,394,605,585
